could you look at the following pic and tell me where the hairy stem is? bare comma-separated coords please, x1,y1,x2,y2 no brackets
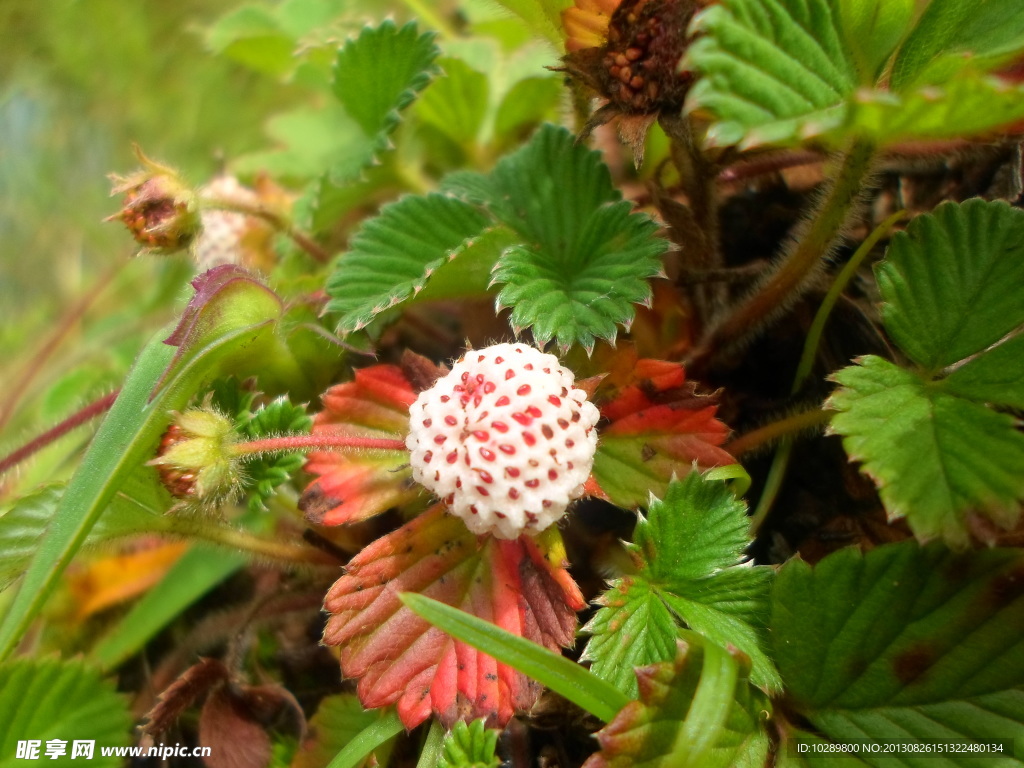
0,390,119,479
165,517,334,565
0,265,119,433
199,196,331,263
748,210,910,535
725,407,832,459
231,434,407,457
690,138,876,366
663,114,725,322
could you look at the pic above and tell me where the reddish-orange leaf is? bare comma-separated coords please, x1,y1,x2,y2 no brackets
323,504,584,728
301,365,423,525
592,356,734,508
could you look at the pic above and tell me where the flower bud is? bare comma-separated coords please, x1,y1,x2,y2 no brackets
107,146,201,254
151,407,242,505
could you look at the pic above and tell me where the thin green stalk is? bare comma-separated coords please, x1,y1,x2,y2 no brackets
415,720,446,768
327,709,405,768
792,209,910,388
692,138,876,365
748,210,909,535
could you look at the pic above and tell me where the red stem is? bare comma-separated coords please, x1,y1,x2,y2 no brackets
0,390,120,478
231,434,407,456
0,265,120,434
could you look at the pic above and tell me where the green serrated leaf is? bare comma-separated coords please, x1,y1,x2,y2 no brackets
637,474,751,581
838,0,916,83
0,658,131,767
829,356,1024,544
457,124,665,351
877,199,1024,372
585,636,771,768
583,475,780,695
942,333,1024,410
685,0,856,148
438,720,500,768
686,0,1024,148
891,0,1024,90
325,193,490,334
330,21,438,181
416,57,489,148
581,578,681,697
772,541,1024,765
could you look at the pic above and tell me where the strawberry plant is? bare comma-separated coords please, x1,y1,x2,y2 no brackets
2,0,1024,766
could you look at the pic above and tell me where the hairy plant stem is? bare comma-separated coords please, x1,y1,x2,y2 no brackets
164,516,333,565
726,407,833,459
747,209,910,536
231,434,407,457
689,137,876,368
662,114,724,322
0,390,119,479
0,265,119,434
199,196,331,263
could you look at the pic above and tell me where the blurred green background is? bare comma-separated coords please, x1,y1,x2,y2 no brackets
0,0,294,492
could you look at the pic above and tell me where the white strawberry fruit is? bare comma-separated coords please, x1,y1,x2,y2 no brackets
406,343,600,539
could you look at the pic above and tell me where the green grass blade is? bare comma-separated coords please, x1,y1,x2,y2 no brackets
0,330,175,660
401,592,629,722
325,708,404,768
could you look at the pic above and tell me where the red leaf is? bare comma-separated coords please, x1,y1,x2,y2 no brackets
323,505,584,728
592,356,734,508
301,365,422,525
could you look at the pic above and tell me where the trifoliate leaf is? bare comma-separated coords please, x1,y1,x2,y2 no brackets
590,357,734,508
321,504,584,728
829,356,1024,545
300,365,422,526
686,0,1024,148
449,124,667,352
582,637,771,768
438,719,501,768
0,658,131,767
831,200,1024,544
582,475,780,696
876,199,1024,373
239,397,312,513
325,193,490,334
329,22,439,183
772,541,1024,764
